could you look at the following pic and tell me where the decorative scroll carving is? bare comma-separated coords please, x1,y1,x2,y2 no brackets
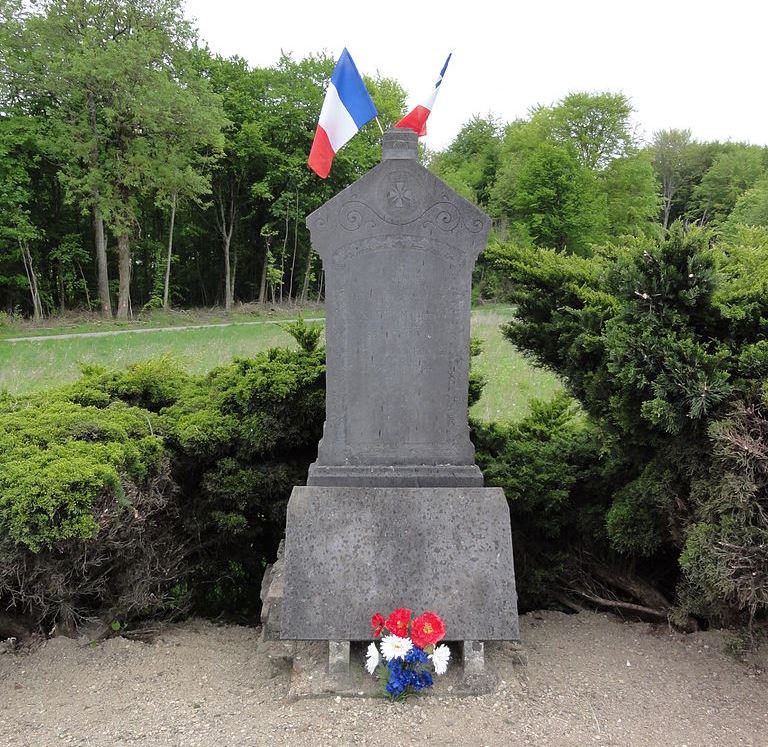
421,202,460,232
337,199,464,233
464,216,486,233
338,201,379,231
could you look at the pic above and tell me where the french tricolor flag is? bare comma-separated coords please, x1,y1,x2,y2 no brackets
395,53,452,137
308,48,378,179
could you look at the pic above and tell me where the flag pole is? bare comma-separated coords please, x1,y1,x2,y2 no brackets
375,116,384,135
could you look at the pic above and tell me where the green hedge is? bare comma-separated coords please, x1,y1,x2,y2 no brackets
0,322,325,633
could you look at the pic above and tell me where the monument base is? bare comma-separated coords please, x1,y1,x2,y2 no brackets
280,486,518,641
306,462,484,487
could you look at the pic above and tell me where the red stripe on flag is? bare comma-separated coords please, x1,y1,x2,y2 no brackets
395,105,431,137
308,125,335,179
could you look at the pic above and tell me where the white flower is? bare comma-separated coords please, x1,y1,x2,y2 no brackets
380,634,413,661
430,644,450,675
365,642,380,675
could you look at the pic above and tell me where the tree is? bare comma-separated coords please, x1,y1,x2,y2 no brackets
601,151,660,238
0,116,44,319
652,129,692,229
9,0,225,318
486,222,768,623
151,48,226,310
721,179,768,236
690,146,766,225
492,142,606,253
531,92,635,170
204,52,405,310
429,115,503,206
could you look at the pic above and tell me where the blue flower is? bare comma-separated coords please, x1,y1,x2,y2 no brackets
405,646,428,664
420,670,433,689
386,666,408,698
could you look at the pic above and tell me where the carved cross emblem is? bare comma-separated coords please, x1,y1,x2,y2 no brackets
387,181,413,208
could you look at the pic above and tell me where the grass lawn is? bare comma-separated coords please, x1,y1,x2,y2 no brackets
469,306,562,422
1,304,562,422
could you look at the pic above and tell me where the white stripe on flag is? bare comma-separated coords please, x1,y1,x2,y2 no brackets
318,81,359,153
420,87,440,111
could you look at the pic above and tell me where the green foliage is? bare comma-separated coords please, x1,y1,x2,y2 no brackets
65,356,190,411
478,91,659,264
605,474,667,557
691,146,766,225
0,395,163,551
678,395,768,622
429,116,503,206
0,382,183,632
468,335,485,408
721,181,768,236
493,142,606,254
283,315,323,353
489,219,768,623
530,92,635,170
474,394,608,609
601,151,661,238
0,330,326,629
161,346,325,616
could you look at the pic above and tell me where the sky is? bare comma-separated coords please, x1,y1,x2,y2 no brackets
183,0,768,152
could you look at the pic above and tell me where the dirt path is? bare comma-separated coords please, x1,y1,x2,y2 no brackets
3,318,325,343
1,611,765,746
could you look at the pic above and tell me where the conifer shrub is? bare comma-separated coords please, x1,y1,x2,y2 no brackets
482,222,768,626
0,390,184,634
162,340,325,617
0,322,326,634
473,395,610,610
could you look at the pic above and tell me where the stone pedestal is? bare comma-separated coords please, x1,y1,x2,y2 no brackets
281,486,518,641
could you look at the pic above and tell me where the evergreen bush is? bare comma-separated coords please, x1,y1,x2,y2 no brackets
0,324,325,636
483,222,768,625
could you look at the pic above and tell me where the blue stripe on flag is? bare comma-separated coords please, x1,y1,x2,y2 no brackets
435,53,452,88
331,48,377,129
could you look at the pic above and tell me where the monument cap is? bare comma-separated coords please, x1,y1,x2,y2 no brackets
382,127,418,160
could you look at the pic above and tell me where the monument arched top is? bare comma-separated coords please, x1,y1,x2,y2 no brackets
306,129,491,260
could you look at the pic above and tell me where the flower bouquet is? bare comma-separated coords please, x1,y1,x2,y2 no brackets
365,607,450,699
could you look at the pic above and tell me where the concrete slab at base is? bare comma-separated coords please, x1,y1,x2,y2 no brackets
279,640,515,698
281,486,518,641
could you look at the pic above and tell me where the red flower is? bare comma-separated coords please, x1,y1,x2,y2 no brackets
385,608,411,638
411,611,445,649
371,612,385,637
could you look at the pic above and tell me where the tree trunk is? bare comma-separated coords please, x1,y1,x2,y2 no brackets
116,233,132,319
19,239,44,321
279,205,288,304
222,230,232,311
287,188,299,302
300,248,313,304
163,193,177,310
258,239,270,305
87,91,112,318
76,261,92,310
215,184,237,311
93,202,112,316
231,247,238,307
196,253,208,305
57,260,66,311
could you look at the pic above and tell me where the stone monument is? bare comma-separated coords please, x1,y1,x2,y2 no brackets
277,128,518,674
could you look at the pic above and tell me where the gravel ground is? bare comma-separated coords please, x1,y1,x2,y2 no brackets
1,610,766,746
